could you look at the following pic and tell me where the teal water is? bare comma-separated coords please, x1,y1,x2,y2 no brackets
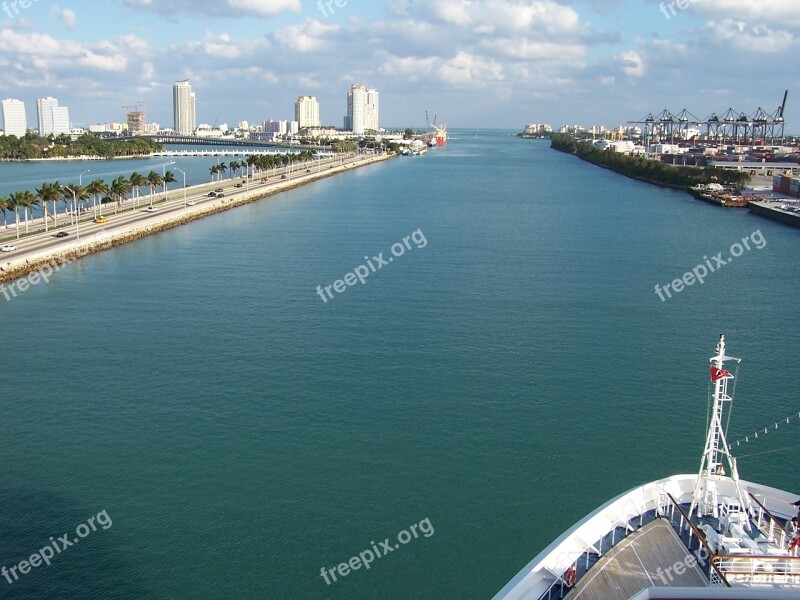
0,131,798,599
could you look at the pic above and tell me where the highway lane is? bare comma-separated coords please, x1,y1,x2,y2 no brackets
0,153,379,268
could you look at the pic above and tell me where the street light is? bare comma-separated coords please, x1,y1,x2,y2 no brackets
63,186,79,240
175,167,187,208
79,169,91,186
161,160,175,177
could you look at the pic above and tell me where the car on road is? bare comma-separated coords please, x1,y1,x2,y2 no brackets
281,175,287,179
235,183,243,188
208,191,217,197
56,231,69,238
187,200,196,206
215,188,223,193
216,192,225,198
145,206,158,213
94,216,108,223
1,244,16,252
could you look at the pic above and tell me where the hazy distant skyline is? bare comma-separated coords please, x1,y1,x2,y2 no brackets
0,0,796,132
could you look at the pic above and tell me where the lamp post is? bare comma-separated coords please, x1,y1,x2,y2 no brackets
79,169,91,186
64,186,79,240
175,167,187,208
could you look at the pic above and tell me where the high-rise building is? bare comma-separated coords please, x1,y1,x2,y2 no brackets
127,111,146,134
295,96,320,129
264,120,288,135
346,85,379,135
37,97,58,135
173,80,196,135
37,97,70,136
51,106,70,135
1,99,27,137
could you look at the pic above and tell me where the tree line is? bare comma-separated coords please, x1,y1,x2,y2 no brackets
0,132,164,160
550,134,751,188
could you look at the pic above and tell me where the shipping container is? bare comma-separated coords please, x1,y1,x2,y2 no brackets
773,175,783,192
781,176,792,194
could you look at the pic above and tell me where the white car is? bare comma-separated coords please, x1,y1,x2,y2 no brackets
1,244,16,252
186,200,196,206
145,206,158,213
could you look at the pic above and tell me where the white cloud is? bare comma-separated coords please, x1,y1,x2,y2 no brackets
118,0,300,18
617,50,644,77
437,52,505,86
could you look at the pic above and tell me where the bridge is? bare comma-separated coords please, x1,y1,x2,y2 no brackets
115,134,330,151
150,149,334,159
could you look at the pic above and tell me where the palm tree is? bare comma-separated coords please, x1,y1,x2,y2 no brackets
11,190,37,234
146,171,163,206
162,170,176,202
0,197,11,229
87,179,109,216
60,187,75,225
7,194,20,238
110,177,132,213
218,163,228,180
209,165,219,182
129,172,147,209
35,183,51,231
68,185,90,219
49,181,63,227
229,160,240,179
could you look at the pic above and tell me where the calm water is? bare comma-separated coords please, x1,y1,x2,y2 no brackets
0,131,798,599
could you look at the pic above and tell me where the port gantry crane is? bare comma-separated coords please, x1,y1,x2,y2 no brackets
627,90,789,145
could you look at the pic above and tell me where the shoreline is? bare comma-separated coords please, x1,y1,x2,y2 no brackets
0,153,394,285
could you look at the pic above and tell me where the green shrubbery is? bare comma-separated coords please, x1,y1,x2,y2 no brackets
550,134,750,188
0,132,164,160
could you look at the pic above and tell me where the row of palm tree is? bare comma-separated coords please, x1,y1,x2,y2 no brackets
209,152,318,182
1,152,325,238
0,169,179,238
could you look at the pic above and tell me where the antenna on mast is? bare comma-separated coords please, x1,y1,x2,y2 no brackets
690,335,750,522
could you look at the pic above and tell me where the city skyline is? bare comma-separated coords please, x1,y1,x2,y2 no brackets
0,1,796,132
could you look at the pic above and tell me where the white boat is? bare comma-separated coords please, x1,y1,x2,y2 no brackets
494,335,799,600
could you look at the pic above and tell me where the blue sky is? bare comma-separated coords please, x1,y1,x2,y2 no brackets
0,0,797,132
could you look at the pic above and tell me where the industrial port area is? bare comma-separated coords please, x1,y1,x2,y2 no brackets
545,91,800,228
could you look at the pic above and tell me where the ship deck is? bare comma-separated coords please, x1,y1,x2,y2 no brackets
564,519,707,600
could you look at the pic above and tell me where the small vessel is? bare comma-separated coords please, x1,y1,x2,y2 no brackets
495,335,800,600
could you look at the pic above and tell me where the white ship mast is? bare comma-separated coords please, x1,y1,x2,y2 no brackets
689,334,750,520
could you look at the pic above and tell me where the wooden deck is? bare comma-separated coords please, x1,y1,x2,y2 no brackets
565,519,708,600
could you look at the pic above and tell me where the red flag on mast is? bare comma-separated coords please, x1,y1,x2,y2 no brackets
711,367,731,381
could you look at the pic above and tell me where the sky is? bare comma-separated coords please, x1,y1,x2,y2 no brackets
0,0,797,132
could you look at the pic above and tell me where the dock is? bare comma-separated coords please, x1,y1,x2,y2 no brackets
748,200,800,229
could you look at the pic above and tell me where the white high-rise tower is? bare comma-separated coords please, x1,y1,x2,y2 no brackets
173,80,196,135
1,99,27,137
346,85,379,135
294,96,320,129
